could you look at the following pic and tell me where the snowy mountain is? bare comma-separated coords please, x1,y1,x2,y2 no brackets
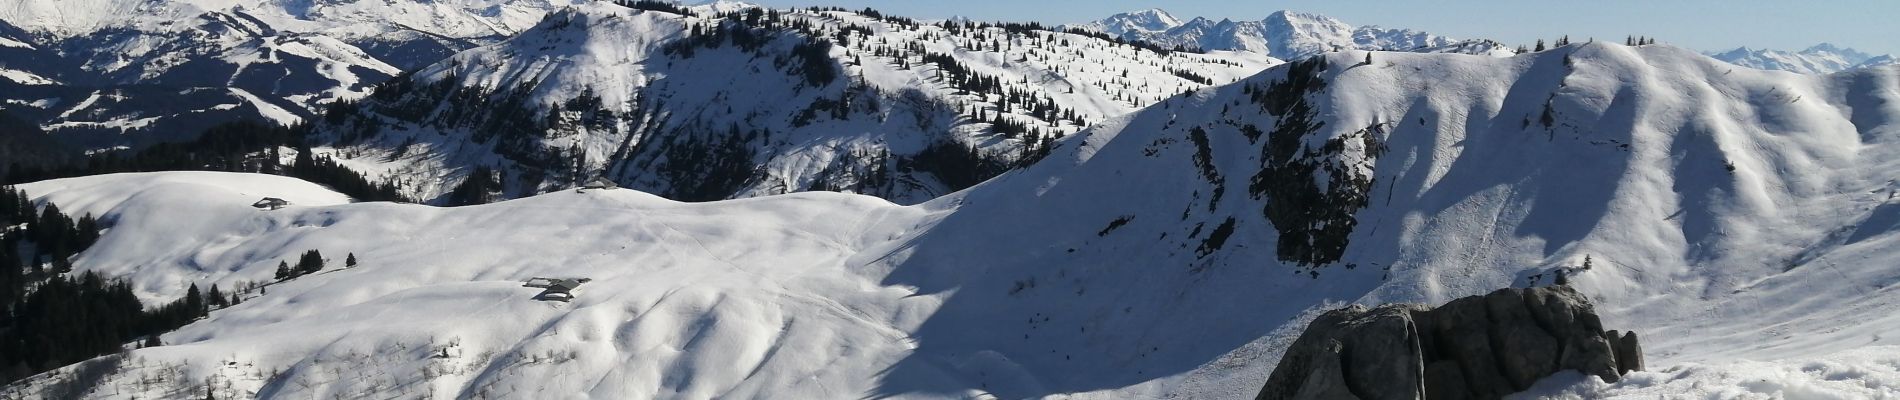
1710,43,1898,74
310,2,1276,204
0,0,588,149
1068,9,1184,38
8,41,1900,398
1069,9,1512,59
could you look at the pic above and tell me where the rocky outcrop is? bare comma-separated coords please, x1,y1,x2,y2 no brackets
1256,286,1642,400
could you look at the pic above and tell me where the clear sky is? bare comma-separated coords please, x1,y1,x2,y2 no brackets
739,0,1900,55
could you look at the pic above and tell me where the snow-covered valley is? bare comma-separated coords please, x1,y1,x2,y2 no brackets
3,34,1900,398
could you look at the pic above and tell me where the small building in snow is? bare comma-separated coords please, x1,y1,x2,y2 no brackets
524,277,593,302
579,176,618,192
252,197,289,210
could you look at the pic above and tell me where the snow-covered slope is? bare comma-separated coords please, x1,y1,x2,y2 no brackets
314,2,1275,204
9,42,1900,399
1711,43,1898,74
1069,9,1513,59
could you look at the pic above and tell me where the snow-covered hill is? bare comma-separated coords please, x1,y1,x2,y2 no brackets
8,41,1900,399
312,2,1275,204
1069,9,1513,59
1710,43,1898,74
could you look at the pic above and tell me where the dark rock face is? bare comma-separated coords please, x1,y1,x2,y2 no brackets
1257,286,1643,400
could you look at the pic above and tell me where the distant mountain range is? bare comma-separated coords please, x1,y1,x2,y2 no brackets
0,0,590,148
1069,9,1898,75
1065,8,1512,59
1708,43,1898,74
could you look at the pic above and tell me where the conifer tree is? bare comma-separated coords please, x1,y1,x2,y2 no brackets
297,250,324,274
1534,39,1546,52
185,283,204,316
346,253,358,268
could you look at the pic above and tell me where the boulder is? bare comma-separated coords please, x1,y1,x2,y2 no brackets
1256,286,1643,400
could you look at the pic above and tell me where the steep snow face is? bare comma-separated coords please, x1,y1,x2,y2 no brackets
1711,43,1897,74
1072,8,1510,59
314,3,1276,205
858,43,1900,397
939,44,1900,397
9,44,1900,399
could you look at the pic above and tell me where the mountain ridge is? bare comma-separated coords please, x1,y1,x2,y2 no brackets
1709,42,1898,74
7,40,1900,398
1065,8,1512,59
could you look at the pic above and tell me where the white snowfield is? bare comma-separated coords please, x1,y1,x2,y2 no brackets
10,41,1900,399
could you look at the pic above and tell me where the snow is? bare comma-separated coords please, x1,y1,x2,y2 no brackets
1712,43,1896,74
8,15,1900,400
1068,8,1508,58
0,35,32,49
1069,9,1185,37
226,87,303,126
1515,346,1900,399
39,116,162,132
332,2,1279,203
0,66,57,85
12,172,936,399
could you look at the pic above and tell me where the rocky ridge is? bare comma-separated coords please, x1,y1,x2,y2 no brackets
1257,286,1642,400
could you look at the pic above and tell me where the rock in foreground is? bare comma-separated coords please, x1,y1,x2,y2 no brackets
1257,286,1642,400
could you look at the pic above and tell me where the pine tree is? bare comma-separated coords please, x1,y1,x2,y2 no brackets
207,284,224,308
1534,39,1546,52
297,250,324,275
275,261,291,280
143,335,161,348
185,283,205,316
345,253,358,268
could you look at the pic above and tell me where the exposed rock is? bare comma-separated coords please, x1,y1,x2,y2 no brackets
1611,330,1644,375
1256,286,1643,400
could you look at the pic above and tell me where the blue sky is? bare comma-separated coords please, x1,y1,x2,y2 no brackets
739,1,1900,55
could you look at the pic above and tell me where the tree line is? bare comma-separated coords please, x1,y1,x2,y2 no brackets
1,120,408,203
0,186,221,383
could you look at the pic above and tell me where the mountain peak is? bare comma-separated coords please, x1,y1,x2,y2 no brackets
1711,43,1888,74
1803,42,1844,52
1084,8,1185,36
